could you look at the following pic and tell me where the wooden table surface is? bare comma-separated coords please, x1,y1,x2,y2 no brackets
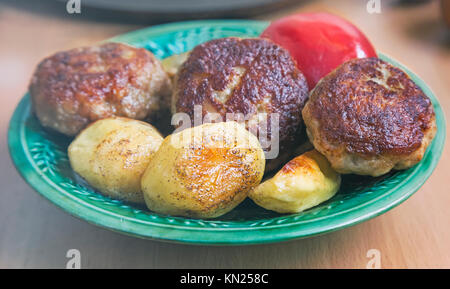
1,0,449,269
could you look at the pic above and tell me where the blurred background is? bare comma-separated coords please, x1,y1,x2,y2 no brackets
0,0,449,268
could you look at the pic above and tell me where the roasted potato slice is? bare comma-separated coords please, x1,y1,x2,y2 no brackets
249,150,340,214
68,117,163,204
141,121,265,219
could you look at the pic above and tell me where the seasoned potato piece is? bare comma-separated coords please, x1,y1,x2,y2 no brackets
249,150,340,214
68,117,163,204
161,52,190,79
141,121,265,219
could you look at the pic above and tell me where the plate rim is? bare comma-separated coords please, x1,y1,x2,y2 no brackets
8,20,446,245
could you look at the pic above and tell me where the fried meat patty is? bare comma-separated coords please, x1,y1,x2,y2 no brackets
302,57,436,176
30,42,171,136
172,37,309,159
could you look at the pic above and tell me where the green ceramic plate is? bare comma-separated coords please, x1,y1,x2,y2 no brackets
8,20,446,245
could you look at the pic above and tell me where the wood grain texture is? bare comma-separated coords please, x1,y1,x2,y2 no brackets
0,0,449,268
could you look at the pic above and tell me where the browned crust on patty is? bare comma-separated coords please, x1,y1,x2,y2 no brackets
303,57,435,157
30,42,170,136
173,37,309,152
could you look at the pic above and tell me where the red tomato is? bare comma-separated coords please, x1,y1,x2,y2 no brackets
261,13,377,90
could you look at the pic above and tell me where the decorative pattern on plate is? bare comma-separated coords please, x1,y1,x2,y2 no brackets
8,20,445,244
110,22,263,58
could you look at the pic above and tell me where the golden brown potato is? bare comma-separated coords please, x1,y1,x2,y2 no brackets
249,150,341,214
68,117,163,204
141,121,265,219
161,52,190,79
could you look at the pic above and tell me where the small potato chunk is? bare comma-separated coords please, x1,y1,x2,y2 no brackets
141,121,265,219
68,117,163,204
161,52,190,79
249,150,341,214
